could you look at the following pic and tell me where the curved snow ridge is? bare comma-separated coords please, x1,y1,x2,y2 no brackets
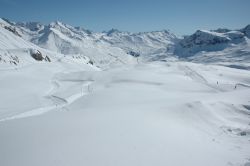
236,83,250,88
0,81,93,122
0,105,59,122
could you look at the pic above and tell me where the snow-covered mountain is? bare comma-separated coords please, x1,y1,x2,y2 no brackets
0,18,97,69
6,19,177,63
0,18,50,67
2,18,250,68
174,25,250,68
175,25,250,57
16,21,137,67
241,24,250,38
101,29,177,60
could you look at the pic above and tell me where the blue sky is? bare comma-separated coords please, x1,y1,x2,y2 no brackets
0,0,249,35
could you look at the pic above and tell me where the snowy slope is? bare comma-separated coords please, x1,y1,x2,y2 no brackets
0,17,97,119
0,18,98,119
185,38,250,69
0,18,36,49
0,18,50,68
0,62,250,166
0,20,98,119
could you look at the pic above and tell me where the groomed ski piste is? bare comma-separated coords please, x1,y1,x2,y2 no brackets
0,18,250,166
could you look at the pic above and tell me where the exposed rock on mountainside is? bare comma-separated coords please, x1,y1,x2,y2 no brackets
30,49,51,62
4,26,22,37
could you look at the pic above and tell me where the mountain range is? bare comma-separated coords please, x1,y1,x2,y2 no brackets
1,18,250,69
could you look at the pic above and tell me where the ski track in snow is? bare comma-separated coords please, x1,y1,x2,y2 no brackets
179,65,236,92
0,73,94,122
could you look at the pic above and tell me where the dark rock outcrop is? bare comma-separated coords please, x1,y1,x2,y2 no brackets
30,49,51,62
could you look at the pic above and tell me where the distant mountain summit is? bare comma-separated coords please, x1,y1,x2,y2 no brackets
241,24,250,38
173,26,250,68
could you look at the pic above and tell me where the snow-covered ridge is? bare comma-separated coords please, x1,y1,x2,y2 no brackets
0,18,97,69
3,18,177,63
173,25,250,69
175,28,248,57
101,29,177,57
10,19,136,66
1,18,250,68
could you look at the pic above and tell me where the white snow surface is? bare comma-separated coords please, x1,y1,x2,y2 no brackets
0,18,250,166
1,61,250,166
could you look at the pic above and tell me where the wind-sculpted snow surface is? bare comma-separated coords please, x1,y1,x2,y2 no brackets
0,62,250,166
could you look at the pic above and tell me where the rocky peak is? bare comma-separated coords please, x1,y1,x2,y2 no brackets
241,24,250,38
